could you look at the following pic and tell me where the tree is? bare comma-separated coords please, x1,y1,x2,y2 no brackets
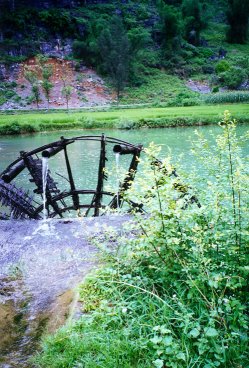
127,27,154,85
98,16,130,101
24,68,41,109
42,64,53,81
158,2,182,52
182,0,206,45
42,80,53,110
61,85,73,111
37,56,53,110
31,83,40,109
24,55,54,109
226,0,249,44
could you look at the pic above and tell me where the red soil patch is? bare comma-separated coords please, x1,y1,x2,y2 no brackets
16,57,114,109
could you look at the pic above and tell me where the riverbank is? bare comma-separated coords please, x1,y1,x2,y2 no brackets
0,216,130,367
0,103,249,135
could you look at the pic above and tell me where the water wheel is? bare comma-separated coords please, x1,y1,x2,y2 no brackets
0,134,142,219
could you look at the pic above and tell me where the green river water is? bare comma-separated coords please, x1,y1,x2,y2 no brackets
0,124,248,205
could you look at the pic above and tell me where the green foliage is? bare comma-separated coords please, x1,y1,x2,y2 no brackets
98,16,130,100
115,117,137,130
1,0,249,90
0,121,38,135
226,0,249,44
220,67,247,89
24,68,41,108
41,80,53,108
35,111,248,368
24,69,38,85
121,71,198,105
39,9,77,37
61,85,73,110
0,82,20,106
127,27,157,86
182,0,207,45
1,102,249,137
215,60,230,74
204,91,249,104
42,65,53,81
31,84,40,108
157,2,182,53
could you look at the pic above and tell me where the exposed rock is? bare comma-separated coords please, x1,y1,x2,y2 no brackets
39,39,73,58
187,79,211,94
0,0,113,10
0,63,20,81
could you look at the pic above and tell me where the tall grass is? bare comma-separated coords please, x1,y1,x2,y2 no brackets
204,91,249,104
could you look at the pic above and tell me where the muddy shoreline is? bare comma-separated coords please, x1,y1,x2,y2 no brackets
0,216,130,367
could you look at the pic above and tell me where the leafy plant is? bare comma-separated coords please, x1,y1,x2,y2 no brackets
61,85,73,111
215,60,230,74
220,67,247,89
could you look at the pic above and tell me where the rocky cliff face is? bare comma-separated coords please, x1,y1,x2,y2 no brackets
0,0,81,10
0,0,111,10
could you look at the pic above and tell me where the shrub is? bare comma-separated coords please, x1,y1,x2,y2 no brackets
202,65,215,74
116,117,137,130
215,60,230,74
211,86,219,93
220,67,247,89
0,122,38,135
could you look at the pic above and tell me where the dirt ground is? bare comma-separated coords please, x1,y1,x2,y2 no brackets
13,57,115,110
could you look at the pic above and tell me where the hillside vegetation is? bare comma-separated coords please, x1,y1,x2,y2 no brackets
0,0,249,110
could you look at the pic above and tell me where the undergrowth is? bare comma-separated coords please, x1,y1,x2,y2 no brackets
204,91,249,105
35,111,248,368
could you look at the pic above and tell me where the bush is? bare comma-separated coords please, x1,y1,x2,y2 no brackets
220,67,247,89
202,65,215,74
215,60,230,74
212,86,219,93
116,117,137,130
0,122,37,135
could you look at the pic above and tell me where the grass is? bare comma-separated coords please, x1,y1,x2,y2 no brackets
203,91,249,104
120,71,198,105
0,104,249,135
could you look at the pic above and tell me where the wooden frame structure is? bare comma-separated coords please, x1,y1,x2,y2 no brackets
0,134,143,219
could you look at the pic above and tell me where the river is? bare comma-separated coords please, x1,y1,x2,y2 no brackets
0,124,248,178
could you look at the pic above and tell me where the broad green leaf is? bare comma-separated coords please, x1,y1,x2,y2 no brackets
188,328,200,338
153,359,164,368
205,327,218,337
163,335,173,346
151,336,162,344
160,326,172,334
176,352,186,361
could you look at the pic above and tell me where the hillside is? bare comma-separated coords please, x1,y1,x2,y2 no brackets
0,0,249,110
0,57,113,109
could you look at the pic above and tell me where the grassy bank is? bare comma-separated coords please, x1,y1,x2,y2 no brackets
0,104,249,135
